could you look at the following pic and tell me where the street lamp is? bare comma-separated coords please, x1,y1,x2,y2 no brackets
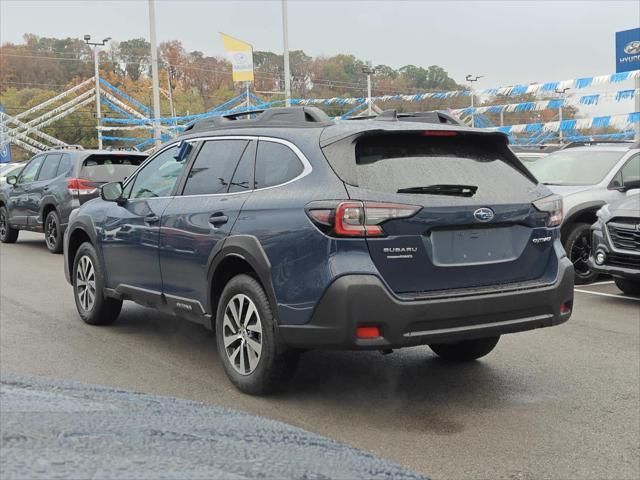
84,34,111,150
465,74,483,128
362,61,376,116
555,87,570,145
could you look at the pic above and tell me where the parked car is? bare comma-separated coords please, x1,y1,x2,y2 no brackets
525,141,640,284
0,162,25,183
63,107,574,395
588,192,640,295
510,145,559,164
0,147,147,253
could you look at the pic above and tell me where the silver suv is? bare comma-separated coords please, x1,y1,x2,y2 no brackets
526,141,640,284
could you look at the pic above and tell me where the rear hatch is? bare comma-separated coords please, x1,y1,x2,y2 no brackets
322,129,557,296
76,154,145,203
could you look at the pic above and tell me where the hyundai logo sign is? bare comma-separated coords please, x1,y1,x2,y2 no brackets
624,40,640,55
473,208,495,222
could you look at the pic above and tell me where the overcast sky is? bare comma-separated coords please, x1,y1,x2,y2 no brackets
1,0,638,116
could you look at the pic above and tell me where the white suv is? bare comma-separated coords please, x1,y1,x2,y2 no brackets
526,141,640,284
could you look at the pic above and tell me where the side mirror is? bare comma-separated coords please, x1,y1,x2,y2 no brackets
101,181,125,204
6,175,17,185
623,179,640,192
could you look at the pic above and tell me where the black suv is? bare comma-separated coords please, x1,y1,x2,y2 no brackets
0,147,146,253
589,193,640,295
63,107,574,395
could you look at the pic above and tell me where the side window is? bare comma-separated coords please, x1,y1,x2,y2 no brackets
254,141,304,189
56,154,73,177
129,145,183,199
182,140,249,196
37,154,62,181
17,156,44,184
228,140,256,193
621,154,640,186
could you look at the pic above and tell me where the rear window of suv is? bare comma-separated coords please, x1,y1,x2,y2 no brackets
80,154,145,183
323,132,535,198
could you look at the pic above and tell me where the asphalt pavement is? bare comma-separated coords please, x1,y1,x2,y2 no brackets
1,232,639,480
1,373,422,479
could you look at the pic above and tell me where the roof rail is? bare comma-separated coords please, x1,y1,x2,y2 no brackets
181,106,334,134
45,144,84,151
561,140,635,149
346,110,465,126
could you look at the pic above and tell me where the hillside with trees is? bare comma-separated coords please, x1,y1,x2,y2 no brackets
1,34,568,156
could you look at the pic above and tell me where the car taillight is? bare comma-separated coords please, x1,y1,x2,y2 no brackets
306,201,421,237
67,178,97,196
533,194,563,227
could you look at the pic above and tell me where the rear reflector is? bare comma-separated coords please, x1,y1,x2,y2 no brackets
356,326,381,338
560,302,571,315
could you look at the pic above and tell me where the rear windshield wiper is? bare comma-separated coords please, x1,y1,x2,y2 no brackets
397,184,478,197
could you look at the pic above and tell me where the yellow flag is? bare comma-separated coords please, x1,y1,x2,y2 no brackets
220,33,254,82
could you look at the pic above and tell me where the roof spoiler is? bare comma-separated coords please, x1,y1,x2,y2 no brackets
181,106,334,134
346,110,465,126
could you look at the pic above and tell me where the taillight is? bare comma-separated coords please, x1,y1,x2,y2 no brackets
67,178,97,196
533,194,563,227
307,201,421,237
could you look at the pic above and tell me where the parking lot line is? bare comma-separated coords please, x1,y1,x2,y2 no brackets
574,288,640,302
587,280,616,286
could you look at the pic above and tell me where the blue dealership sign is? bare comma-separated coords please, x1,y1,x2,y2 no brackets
0,105,11,164
616,28,640,73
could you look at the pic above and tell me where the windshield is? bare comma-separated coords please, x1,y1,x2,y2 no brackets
526,150,624,186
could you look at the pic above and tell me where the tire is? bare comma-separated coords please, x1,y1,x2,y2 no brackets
0,206,19,244
44,209,63,253
429,336,500,362
564,222,599,285
72,242,122,325
614,277,640,296
215,274,299,395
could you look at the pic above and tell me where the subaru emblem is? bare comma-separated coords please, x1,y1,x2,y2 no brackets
473,208,495,222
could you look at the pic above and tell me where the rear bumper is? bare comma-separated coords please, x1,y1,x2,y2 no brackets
277,257,574,350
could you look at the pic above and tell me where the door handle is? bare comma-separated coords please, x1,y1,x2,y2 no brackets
209,213,229,226
43,186,49,191
144,214,160,224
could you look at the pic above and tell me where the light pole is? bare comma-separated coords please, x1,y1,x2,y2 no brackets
281,0,291,107
363,61,375,116
465,74,483,128
148,0,162,147
555,87,570,145
84,34,111,150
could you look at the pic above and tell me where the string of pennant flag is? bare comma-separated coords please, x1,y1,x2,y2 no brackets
291,69,640,106
495,112,640,134
451,89,638,116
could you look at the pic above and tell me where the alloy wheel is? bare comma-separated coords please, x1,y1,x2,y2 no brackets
570,231,592,278
76,255,96,312
46,215,58,249
222,293,263,376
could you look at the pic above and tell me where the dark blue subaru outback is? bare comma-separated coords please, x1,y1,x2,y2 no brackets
63,107,574,394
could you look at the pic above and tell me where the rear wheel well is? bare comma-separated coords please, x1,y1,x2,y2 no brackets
211,255,260,320
561,209,599,240
67,228,92,277
42,203,57,222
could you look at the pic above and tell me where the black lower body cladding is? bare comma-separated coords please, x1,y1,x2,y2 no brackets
277,257,574,349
